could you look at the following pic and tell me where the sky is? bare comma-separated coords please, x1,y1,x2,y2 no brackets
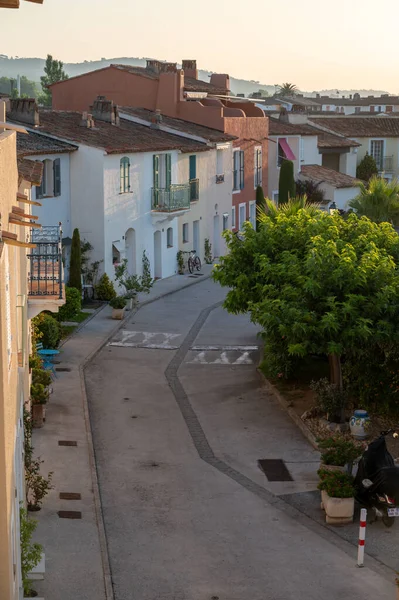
1,0,398,92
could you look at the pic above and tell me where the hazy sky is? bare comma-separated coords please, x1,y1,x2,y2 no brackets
1,0,398,92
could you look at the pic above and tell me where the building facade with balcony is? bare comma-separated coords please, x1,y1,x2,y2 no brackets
9,98,234,283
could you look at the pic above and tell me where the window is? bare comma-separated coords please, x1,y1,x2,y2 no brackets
355,107,361,114
272,191,279,204
53,158,61,196
232,206,236,229
216,149,224,176
249,201,256,228
36,158,58,199
182,222,189,243
189,155,197,180
370,140,384,170
277,141,286,167
387,105,393,113
167,227,173,248
120,157,130,193
223,213,229,231
233,150,244,191
370,106,375,113
239,203,246,230
254,147,262,187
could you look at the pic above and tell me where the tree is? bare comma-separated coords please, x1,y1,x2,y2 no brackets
356,152,378,181
213,208,399,401
277,83,298,97
278,160,296,204
39,54,68,106
349,176,399,226
69,228,82,292
255,185,265,230
296,179,326,204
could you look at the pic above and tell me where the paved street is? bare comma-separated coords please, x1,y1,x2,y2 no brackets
85,279,395,600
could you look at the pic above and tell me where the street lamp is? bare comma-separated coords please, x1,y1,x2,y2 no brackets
329,201,337,214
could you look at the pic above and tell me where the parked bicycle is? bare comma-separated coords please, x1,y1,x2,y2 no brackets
187,249,201,274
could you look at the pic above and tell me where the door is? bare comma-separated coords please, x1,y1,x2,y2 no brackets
125,228,136,274
370,140,384,171
193,220,200,255
153,231,162,279
213,215,220,258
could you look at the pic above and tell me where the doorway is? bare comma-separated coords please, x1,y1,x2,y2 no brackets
213,215,220,258
125,228,136,274
193,220,200,255
153,230,162,279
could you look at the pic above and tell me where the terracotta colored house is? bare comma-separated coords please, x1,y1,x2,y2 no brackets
50,59,268,231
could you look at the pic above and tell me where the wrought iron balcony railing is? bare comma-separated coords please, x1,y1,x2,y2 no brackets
27,225,63,298
376,155,394,172
189,178,199,202
151,184,191,212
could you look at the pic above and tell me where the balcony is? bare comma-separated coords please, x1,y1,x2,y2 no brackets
27,225,65,319
377,155,394,173
151,184,191,222
189,178,199,202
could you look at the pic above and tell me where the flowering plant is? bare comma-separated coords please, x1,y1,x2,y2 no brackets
317,469,355,498
318,436,362,466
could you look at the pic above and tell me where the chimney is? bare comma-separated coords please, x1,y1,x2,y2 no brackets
279,108,289,123
150,109,162,129
8,98,39,126
316,93,320,98
158,62,177,74
80,111,95,128
146,59,161,73
210,73,230,94
349,94,352,100
90,96,120,125
182,59,198,80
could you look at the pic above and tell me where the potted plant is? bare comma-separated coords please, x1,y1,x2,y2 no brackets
123,290,137,311
20,507,43,598
30,383,49,428
318,436,362,472
109,296,127,320
318,468,355,524
25,458,54,512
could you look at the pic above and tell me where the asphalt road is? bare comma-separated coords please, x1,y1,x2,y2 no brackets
85,279,395,600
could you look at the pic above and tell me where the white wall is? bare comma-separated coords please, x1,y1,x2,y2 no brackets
334,187,357,210
33,152,72,237
339,149,358,177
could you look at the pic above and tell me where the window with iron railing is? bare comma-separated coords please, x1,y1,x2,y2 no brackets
28,225,63,299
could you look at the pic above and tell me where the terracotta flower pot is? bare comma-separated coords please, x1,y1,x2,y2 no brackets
32,404,44,428
324,492,354,525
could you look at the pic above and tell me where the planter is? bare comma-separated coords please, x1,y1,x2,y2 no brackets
111,307,125,320
32,404,45,428
350,409,370,440
323,492,354,525
320,463,346,473
125,298,134,310
320,489,328,510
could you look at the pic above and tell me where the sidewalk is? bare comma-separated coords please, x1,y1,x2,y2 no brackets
31,268,213,600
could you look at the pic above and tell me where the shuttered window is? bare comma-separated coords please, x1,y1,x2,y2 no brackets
53,158,61,196
120,157,130,193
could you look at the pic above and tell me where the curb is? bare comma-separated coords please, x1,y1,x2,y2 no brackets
58,303,106,348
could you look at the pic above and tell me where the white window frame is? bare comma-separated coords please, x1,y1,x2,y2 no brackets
222,213,229,231
249,200,256,228
166,227,173,248
216,149,224,176
182,222,189,243
254,146,262,188
232,206,236,228
233,148,244,193
238,202,246,230
369,139,385,171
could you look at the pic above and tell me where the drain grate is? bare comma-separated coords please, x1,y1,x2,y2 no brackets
56,367,71,372
58,440,77,447
258,459,293,482
59,492,81,500
58,511,82,519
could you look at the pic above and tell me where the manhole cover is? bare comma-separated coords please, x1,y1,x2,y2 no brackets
58,511,82,519
58,440,77,447
55,367,71,372
258,459,293,482
59,492,81,500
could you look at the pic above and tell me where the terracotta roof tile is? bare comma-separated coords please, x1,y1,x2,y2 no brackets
19,110,210,154
301,164,359,189
316,130,360,149
17,158,43,185
120,107,236,142
310,117,399,138
268,117,359,148
17,130,78,156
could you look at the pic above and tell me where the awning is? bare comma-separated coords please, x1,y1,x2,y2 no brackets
278,138,296,161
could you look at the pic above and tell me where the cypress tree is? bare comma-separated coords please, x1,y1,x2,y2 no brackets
255,185,265,230
278,160,296,204
69,228,82,292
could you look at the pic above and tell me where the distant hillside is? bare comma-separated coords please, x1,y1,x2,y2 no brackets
0,55,392,98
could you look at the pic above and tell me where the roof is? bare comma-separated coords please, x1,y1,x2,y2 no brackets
316,129,360,149
120,107,237,142
16,110,211,154
301,164,359,189
17,158,43,185
312,96,399,107
310,117,399,138
268,117,359,148
17,130,78,156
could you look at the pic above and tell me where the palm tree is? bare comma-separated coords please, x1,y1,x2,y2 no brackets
348,176,399,226
277,83,298,97
257,195,321,224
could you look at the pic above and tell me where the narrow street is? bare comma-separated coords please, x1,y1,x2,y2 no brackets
85,279,394,600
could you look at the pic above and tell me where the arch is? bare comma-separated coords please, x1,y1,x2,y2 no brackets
125,228,136,274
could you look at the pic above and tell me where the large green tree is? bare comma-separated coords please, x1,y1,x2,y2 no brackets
213,207,399,393
39,55,68,106
278,160,296,204
349,176,399,226
69,228,82,293
277,83,298,97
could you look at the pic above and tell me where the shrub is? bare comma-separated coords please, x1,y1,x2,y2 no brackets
109,296,127,309
204,238,213,264
29,353,42,370
356,152,378,182
25,458,54,510
278,159,295,204
20,507,43,597
177,250,185,274
69,228,82,292
295,179,326,204
33,313,60,349
57,286,81,321
318,436,362,466
317,469,355,498
95,273,116,301
30,383,48,405
141,250,153,293
310,378,348,423
32,368,52,388
256,185,265,231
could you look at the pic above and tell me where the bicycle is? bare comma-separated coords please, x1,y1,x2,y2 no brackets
187,249,201,274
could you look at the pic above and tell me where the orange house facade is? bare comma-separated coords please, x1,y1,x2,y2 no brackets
50,60,268,231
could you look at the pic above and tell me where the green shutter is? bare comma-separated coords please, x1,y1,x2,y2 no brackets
153,154,160,188
189,155,196,180
240,150,245,189
53,158,61,196
165,153,171,188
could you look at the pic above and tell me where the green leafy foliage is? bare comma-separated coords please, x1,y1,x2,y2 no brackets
317,469,355,498
140,251,154,293
256,185,265,230
20,507,43,597
24,408,33,469
69,228,82,292
349,176,399,226
30,383,48,405
310,378,348,421
57,286,81,321
25,458,53,509
277,83,298,97
39,54,68,106
204,238,213,264
356,152,378,182
317,436,362,466
114,254,153,297
0,75,38,98
278,160,296,204
296,179,326,204
177,250,185,274
32,313,60,349
95,273,117,301
32,368,52,388
109,296,127,309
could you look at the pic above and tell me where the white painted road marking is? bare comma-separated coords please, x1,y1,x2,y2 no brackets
188,349,257,365
109,330,181,350
191,345,259,351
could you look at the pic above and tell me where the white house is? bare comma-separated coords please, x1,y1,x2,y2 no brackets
10,98,234,285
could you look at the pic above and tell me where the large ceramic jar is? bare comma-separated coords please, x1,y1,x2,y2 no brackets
350,409,370,440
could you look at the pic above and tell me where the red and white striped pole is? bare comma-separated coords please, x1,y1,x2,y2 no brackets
357,508,367,567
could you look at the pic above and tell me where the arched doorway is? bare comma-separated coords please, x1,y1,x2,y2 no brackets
125,228,136,274
153,230,162,279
